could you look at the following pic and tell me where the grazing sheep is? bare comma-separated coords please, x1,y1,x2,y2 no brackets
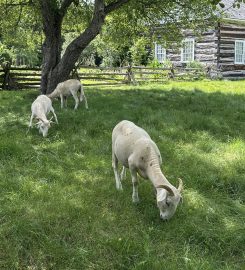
28,95,58,137
112,120,183,221
48,79,88,110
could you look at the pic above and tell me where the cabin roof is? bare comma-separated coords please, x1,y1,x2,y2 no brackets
221,0,245,20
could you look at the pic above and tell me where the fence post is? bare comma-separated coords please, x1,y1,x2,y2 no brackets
168,64,175,79
126,65,136,85
2,62,11,89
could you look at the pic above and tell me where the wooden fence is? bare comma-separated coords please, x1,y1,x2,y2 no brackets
0,65,208,90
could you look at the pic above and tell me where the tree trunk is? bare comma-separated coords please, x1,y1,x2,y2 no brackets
41,23,62,94
40,0,130,94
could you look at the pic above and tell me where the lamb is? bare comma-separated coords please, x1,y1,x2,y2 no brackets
28,95,58,137
48,79,88,110
112,120,183,221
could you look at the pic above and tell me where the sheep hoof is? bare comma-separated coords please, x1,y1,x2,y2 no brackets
116,184,123,191
132,196,139,203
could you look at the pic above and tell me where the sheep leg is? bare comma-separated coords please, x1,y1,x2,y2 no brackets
80,92,88,109
79,85,88,109
60,94,64,109
71,92,79,110
26,114,34,134
50,107,58,124
129,164,139,203
120,166,126,180
64,96,68,108
112,152,123,190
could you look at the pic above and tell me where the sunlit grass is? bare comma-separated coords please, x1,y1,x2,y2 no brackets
0,80,244,269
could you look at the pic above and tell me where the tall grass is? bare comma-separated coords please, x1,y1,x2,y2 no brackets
0,80,244,269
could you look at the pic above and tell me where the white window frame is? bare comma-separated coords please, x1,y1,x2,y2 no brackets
154,43,166,63
235,40,245,64
181,38,195,63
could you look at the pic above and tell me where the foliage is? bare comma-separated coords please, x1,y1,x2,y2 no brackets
129,37,150,66
0,42,15,65
186,61,205,70
0,1,42,66
0,81,244,269
186,61,204,69
148,58,163,68
0,0,233,69
63,33,97,66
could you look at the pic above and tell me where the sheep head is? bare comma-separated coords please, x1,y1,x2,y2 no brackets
156,178,183,221
36,118,52,137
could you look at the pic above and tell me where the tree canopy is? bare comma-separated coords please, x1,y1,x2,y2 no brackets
0,0,233,92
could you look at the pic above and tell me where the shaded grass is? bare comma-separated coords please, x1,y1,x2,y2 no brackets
0,80,244,269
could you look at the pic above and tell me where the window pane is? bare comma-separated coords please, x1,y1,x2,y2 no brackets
155,44,166,63
182,40,194,62
235,41,244,64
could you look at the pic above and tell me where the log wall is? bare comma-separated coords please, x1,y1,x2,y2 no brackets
166,28,219,67
164,21,245,79
218,22,245,78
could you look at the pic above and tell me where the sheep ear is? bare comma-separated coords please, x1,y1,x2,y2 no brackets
177,178,183,193
156,185,175,197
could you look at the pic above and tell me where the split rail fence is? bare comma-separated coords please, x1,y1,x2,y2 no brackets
0,65,208,90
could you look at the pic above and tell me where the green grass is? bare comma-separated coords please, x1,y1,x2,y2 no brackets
0,80,244,270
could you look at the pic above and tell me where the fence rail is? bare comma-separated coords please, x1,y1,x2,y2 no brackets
0,65,210,90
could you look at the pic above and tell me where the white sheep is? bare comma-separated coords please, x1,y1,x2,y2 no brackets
112,120,183,221
48,79,88,110
28,95,58,137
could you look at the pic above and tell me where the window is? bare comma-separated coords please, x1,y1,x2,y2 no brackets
155,43,166,63
181,39,195,63
235,40,245,64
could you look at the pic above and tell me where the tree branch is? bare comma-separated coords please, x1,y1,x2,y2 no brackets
60,0,75,16
105,0,131,14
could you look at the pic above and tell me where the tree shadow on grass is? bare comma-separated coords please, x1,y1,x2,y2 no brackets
0,86,245,269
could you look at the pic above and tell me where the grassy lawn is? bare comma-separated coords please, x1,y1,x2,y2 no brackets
0,80,244,269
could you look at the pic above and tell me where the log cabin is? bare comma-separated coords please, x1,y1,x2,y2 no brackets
154,0,245,79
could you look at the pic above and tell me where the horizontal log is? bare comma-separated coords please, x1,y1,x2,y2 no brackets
10,67,41,71
196,43,217,49
196,54,217,61
222,70,245,76
18,82,41,86
218,56,235,60
195,40,218,45
197,36,218,42
131,66,171,71
80,65,128,71
136,78,168,81
83,82,127,86
219,39,235,45
11,72,41,77
78,72,127,76
220,32,245,38
195,48,217,55
79,76,125,81
220,23,245,30
219,64,245,71
219,53,234,58
219,44,235,49
19,84,40,89
222,76,245,80
133,71,169,75
14,77,40,82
